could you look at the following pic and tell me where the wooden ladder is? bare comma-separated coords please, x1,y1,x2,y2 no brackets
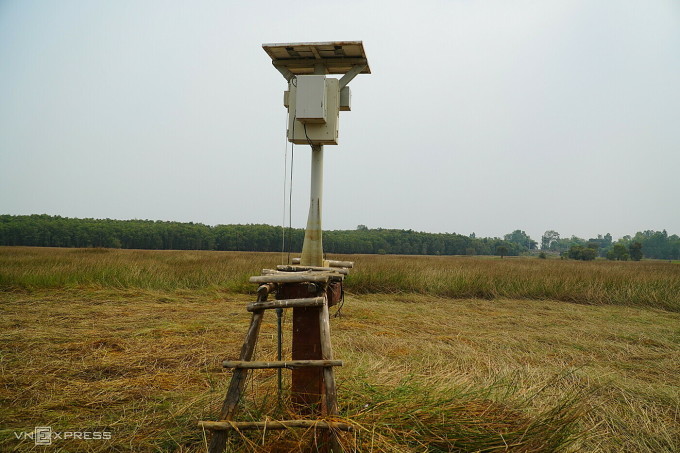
199,268,350,453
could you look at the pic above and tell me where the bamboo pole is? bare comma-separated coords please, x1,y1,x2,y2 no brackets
318,296,341,452
246,297,325,312
200,420,353,431
276,265,350,275
208,287,269,453
318,298,338,416
326,260,354,269
289,257,353,269
249,273,331,284
222,360,342,369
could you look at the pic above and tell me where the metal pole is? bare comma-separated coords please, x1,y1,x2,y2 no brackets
300,144,324,267
276,307,283,403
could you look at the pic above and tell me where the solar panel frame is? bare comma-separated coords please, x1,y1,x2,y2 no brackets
262,41,371,75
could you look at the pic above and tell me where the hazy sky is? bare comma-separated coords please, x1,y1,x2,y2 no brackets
1,0,678,242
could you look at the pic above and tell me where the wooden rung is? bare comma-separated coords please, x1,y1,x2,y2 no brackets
290,258,353,269
249,273,331,284
247,297,325,312
276,265,350,275
198,420,354,431
222,360,342,369
261,269,346,280
327,260,354,269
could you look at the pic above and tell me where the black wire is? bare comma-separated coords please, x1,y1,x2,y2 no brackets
334,285,345,318
303,123,314,148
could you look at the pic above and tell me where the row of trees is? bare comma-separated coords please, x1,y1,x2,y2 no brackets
1,215,677,259
541,229,680,260
0,215,537,256
566,242,643,261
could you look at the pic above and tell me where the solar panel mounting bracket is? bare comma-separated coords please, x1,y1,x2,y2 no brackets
263,41,370,83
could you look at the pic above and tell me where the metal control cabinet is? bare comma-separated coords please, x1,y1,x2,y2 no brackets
295,75,327,124
287,77,340,145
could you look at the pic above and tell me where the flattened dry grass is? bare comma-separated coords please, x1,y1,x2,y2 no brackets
1,290,679,451
338,294,680,452
0,289,243,451
1,248,679,451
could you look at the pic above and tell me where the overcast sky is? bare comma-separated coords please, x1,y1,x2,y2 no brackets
1,0,678,242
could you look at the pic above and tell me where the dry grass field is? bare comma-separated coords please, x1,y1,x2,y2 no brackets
1,247,679,452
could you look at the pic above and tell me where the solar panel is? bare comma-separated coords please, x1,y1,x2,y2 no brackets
262,41,371,75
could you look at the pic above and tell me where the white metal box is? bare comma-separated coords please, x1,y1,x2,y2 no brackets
340,86,351,111
287,77,340,145
294,75,327,124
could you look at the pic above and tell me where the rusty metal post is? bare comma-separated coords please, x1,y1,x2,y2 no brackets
277,283,324,412
278,281,343,414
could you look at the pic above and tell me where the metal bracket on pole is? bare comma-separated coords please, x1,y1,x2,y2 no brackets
273,63,295,82
339,65,367,89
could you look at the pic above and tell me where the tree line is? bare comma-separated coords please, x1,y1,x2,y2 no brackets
540,229,680,260
0,215,532,256
0,215,677,260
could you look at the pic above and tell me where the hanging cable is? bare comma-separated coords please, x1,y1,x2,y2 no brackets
287,115,296,265
303,123,315,148
287,143,295,264
333,286,346,318
282,76,297,265
281,112,289,265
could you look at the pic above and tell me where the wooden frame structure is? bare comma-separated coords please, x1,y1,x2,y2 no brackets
200,262,353,453
201,41,369,453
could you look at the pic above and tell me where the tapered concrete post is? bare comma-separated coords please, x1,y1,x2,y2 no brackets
300,144,324,267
